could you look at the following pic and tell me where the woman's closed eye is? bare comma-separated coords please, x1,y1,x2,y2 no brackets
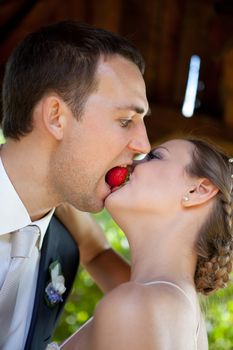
147,151,162,160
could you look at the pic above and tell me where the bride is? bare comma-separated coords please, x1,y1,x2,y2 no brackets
52,137,233,350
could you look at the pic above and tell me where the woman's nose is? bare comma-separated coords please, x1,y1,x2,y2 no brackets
132,154,148,169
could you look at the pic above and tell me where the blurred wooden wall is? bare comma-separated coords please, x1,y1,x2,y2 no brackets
0,0,233,151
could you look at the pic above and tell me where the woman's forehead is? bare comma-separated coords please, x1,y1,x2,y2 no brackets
153,139,193,152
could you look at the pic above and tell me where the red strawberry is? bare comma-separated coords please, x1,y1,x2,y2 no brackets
106,167,129,188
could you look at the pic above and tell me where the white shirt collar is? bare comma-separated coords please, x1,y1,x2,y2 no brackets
0,156,54,249
32,209,54,249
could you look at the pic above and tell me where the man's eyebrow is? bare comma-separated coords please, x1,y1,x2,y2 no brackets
116,105,151,116
146,107,151,116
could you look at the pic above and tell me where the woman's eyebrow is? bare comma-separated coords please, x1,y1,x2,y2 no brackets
151,146,169,153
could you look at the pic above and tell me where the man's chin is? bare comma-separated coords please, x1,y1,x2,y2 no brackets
70,196,104,213
88,197,105,213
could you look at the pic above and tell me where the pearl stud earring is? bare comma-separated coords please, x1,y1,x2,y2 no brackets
183,194,189,202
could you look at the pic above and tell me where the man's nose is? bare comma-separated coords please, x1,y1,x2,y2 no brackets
128,122,151,155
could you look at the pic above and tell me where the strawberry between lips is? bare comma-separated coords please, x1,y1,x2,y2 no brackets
105,167,129,188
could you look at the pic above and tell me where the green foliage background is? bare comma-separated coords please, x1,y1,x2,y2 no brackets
0,130,4,144
53,210,233,349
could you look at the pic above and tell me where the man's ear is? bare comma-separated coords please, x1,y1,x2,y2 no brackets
41,95,67,140
182,178,219,207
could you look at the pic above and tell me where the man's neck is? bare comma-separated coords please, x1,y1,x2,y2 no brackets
1,140,56,220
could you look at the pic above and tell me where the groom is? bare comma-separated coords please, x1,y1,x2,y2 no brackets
0,21,150,349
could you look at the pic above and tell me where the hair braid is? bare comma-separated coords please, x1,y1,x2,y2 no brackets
195,242,233,295
187,139,233,295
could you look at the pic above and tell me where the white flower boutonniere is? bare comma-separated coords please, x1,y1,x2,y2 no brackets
46,342,60,350
45,260,66,307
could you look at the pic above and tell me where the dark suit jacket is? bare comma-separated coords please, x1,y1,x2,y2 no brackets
24,215,80,350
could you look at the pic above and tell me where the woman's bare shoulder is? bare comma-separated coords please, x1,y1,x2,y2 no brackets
90,282,196,350
93,282,148,324
96,281,194,312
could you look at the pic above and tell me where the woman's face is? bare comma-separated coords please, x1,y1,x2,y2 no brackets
105,139,195,216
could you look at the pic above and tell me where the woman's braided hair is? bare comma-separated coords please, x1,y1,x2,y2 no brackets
186,138,233,295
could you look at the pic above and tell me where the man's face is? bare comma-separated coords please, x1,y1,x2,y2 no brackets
52,55,151,212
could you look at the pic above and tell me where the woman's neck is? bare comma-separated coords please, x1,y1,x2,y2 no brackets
119,213,198,289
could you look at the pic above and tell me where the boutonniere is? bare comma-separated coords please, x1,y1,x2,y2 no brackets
45,260,66,308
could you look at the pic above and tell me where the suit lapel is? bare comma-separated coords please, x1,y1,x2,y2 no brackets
24,215,79,350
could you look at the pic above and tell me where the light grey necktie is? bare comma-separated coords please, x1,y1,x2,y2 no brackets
0,225,40,346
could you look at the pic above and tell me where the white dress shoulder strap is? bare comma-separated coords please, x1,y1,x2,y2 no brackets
143,280,199,349
143,280,195,310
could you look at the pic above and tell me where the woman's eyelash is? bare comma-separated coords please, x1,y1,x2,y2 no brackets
147,151,161,159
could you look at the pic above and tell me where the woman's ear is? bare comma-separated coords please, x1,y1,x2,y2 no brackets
182,178,219,207
41,95,67,140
